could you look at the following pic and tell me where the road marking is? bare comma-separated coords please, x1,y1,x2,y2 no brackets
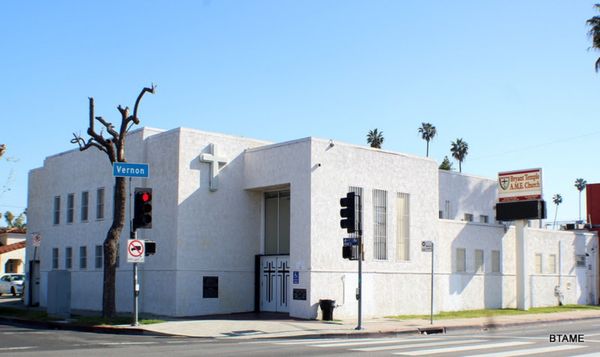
463,344,586,357
571,352,600,357
0,346,37,351
274,338,382,345
97,342,158,346
352,339,485,352
313,337,443,348
394,341,532,355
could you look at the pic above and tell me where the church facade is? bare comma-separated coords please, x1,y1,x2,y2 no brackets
26,127,598,318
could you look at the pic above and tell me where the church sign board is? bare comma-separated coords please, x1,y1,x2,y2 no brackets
496,168,546,221
498,168,542,202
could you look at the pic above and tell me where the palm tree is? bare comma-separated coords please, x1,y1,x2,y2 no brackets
418,122,437,157
587,5,600,71
450,138,469,173
552,194,563,229
574,178,587,222
367,128,384,149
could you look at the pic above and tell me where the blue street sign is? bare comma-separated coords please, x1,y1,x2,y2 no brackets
113,163,149,178
343,238,359,247
293,271,299,284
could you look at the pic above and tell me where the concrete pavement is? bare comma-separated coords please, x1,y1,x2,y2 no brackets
3,296,600,339
126,309,600,339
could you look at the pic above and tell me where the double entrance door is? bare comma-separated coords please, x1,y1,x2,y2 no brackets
260,255,289,312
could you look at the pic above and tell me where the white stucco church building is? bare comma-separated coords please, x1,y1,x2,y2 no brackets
26,127,598,319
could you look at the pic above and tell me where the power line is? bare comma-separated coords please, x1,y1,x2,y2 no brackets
470,130,600,161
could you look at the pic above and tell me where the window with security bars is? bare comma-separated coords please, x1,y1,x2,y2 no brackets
96,188,105,220
80,246,87,270
67,193,75,224
52,248,59,269
396,193,410,261
348,186,363,239
65,247,72,269
53,196,61,225
95,245,103,269
81,191,89,222
373,189,387,260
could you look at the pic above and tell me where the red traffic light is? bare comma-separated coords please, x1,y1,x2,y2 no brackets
141,192,151,202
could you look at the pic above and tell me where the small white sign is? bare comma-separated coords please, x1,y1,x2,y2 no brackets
421,240,433,252
498,168,542,202
127,239,145,263
31,233,42,247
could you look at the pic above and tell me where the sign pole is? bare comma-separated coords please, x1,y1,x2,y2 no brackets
430,242,434,325
356,232,362,330
356,194,363,331
132,229,140,327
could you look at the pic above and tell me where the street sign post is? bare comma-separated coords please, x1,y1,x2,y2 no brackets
127,239,145,263
113,163,150,178
422,240,434,324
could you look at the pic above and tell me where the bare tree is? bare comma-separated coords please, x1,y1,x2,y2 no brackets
71,85,155,317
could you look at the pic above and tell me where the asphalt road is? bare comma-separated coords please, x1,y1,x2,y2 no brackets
2,318,600,356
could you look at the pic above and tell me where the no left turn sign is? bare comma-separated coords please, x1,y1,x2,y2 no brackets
127,239,145,263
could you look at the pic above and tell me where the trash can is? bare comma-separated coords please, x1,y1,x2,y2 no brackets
319,299,336,321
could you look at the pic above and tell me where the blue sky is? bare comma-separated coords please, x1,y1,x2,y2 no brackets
1,1,599,223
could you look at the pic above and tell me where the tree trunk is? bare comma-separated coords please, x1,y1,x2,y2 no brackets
426,141,429,157
102,176,127,318
553,206,559,229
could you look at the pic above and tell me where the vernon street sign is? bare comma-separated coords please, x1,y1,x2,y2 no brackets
498,168,542,202
113,163,149,178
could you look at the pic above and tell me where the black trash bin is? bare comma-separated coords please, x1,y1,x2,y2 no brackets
319,299,336,321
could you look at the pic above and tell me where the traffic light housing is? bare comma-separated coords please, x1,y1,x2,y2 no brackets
133,188,152,230
144,240,156,256
340,192,359,233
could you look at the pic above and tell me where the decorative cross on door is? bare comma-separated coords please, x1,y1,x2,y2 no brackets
199,143,228,192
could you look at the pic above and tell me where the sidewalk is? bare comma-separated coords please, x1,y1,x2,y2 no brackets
126,309,600,339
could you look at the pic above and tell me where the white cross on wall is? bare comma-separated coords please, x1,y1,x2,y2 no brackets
199,143,228,192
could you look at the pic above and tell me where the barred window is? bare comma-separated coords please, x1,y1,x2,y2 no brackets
52,248,59,270
491,250,501,273
456,248,466,272
464,213,473,222
96,188,105,220
67,193,75,224
80,246,87,270
81,191,89,222
348,186,363,239
65,247,72,269
95,245,103,269
396,193,410,261
53,196,61,225
479,215,489,224
373,189,387,260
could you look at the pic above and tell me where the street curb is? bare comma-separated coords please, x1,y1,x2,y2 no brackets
2,314,599,340
0,316,172,337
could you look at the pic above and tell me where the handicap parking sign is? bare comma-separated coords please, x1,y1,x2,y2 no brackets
293,271,299,284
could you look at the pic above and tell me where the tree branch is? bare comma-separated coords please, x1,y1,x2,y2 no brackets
95,116,119,138
71,133,108,154
132,84,156,125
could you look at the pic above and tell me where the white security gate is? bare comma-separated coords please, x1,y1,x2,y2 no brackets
260,255,289,312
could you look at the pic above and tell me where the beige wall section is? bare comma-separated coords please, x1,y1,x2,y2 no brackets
0,232,26,274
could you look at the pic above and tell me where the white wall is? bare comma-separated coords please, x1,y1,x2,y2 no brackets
439,170,497,222
309,139,440,318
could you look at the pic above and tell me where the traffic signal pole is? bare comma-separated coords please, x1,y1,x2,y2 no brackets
129,178,140,327
357,231,363,330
